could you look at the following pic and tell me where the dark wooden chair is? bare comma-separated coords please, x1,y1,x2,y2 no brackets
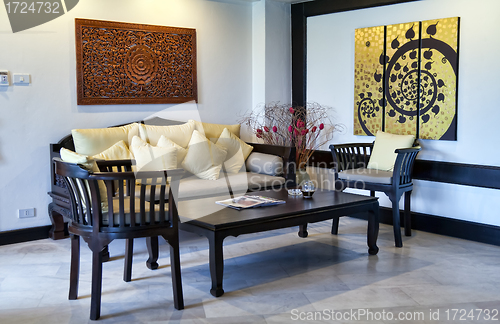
54,158,185,320
329,143,421,247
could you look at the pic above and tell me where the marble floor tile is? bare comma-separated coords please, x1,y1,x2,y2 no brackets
0,218,499,323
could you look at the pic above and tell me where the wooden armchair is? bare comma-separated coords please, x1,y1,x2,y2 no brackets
54,158,185,320
329,142,421,247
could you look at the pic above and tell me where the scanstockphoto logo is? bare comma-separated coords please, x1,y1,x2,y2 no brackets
3,0,79,33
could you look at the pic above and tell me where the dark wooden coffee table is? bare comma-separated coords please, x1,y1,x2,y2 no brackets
177,188,379,297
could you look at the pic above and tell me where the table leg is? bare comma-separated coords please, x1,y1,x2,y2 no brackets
298,224,308,238
146,236,159,270
367,203,380,255
208,233,225,297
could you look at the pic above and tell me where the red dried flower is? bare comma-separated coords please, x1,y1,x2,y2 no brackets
288,125,293,132
289,107,295,114
264,126,270,132
311,126,317,132
272,126,278,133
257,128,263,133
319,123,324,130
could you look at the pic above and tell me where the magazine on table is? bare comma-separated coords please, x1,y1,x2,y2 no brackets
215,195,285,210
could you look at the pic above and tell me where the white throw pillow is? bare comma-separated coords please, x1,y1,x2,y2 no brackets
367,130,415,171
92,140,134,161
138,121,195,147
182,130,228,180
216,128,253,173
130,136,177,172
189,120,241,143
157,135,187,168
72,123,139,156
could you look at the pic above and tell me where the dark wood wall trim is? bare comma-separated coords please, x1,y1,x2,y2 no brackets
0,225,51,246
354,207,500,247
413,160,500,190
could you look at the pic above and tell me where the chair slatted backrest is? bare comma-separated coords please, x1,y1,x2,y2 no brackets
330,143,373,172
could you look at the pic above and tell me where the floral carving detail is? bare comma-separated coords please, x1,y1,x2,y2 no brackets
125,45,158,85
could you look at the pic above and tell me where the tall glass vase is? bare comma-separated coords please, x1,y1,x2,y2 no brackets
296,168,310,187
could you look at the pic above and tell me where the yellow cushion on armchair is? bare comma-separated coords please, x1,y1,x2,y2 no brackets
367,131,415,171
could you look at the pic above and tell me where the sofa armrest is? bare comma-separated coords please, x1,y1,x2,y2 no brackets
247,143,295,184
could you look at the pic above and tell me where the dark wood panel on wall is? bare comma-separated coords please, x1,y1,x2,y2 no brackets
291,4,306,107
303,0,420,17
291,0,420,107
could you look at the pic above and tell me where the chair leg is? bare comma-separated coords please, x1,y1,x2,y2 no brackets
69,234,80,300
165,236,184,310
331,217,340,235
146,236,159,270
404,191,412,237
90,248,103,320
391,198,403,248
123,239,133,282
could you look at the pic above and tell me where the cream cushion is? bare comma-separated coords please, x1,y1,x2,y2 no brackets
189,120,241,143
216,128,253,173
182,130,227,180
138,121,195,147
367,131,415,171
157,135,187,168
60,147,95,170
338,168,393,185
72,123,139,156
92,140,134,161
130,136,177,172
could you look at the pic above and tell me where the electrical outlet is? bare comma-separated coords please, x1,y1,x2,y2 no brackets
0,70,9,86
18,208,36,218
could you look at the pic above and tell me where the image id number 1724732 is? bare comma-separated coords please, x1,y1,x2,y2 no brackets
445,309,498,321
5,2,60,14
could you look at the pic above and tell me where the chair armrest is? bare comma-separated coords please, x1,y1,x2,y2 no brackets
392,147,422,187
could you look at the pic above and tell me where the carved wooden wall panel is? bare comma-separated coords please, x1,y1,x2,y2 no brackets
75,19,197,105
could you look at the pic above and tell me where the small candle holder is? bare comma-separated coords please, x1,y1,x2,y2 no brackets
300,180,316,198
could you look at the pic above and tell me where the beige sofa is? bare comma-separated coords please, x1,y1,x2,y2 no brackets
48,117,294,240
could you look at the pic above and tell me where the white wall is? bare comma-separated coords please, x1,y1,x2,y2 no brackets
307,0,500,226
0,0,256,231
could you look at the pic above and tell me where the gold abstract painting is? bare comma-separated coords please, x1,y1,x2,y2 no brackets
384,21,420,136
353,17,459,140
419,17,459,140
354,26,384,136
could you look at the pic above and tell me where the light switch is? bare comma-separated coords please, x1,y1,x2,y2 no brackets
13,73,30,85
0,70,9,86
